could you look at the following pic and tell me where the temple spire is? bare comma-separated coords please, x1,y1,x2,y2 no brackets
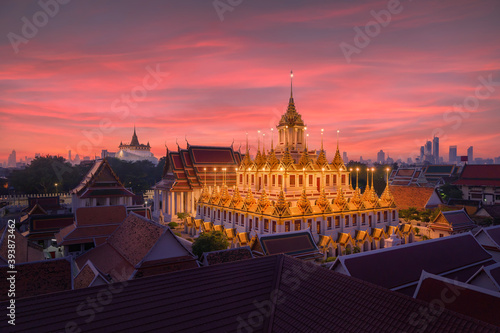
321,129,324,151
290,70,294,99
337,129,340,149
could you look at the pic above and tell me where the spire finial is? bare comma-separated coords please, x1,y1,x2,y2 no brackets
257,130,261,152
337,129,340,149
321,129,324,151
290,70,294,98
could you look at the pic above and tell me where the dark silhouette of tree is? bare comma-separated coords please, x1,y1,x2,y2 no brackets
191,231,229,258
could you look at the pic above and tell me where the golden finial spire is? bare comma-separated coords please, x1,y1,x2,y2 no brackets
321,129,324,151
337,129,340,149
257,130,261,152
270,128,274,150
290,70,294,98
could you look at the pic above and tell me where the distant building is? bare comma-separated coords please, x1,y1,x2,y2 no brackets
385,156,394,165
70,159,135,211
433,136,439,164
468,146,474,163
342,151,348,164
377,150,385,164
454,164,500,205
7,150,16,168
419,146,424,162
449,145,457,164
116,127,158,164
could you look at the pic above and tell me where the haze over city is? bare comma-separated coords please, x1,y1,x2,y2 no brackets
1,0,499,162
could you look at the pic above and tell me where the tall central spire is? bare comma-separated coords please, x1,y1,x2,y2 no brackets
290,70,294,99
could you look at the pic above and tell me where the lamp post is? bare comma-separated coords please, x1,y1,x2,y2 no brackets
386,167,390,186
54,183,58,193
356,167,360,189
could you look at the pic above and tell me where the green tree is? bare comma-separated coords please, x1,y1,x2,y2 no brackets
399,207,420,222
8,156,89,194
438,184,463,203
191,231,229,258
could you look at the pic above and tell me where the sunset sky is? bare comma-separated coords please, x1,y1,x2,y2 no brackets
1,0,499,163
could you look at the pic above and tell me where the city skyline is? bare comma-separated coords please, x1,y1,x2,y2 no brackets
1,0,500,162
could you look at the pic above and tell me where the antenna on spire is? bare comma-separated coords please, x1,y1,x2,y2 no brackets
257,130,261,151
290,70,294,98
337,129,340,149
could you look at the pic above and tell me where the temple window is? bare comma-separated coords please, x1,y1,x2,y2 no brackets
264,175,268,185
264,219,269,232
341,174,346,185
278,175,283,186
327,217,332,230
294,220,301,231
316,221,321,234
249,219,252,231
255,218,259,230
335,216,340,228
272,221,276,233
272,175,276,186
345,215,349,227
285,221,290,232
251,175,255,185
326,175,330,186
290,175,295,186
384,211,388,222
299,175,303,186
307,219,312,230
353,215,357,226
362,214,366,225
392,211,396,221
333,175,337,184
309,175,313,186
240,174,243,184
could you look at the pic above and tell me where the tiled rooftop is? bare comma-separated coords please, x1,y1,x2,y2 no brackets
1,255,498,332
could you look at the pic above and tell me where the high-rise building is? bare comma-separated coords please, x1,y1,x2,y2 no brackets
342,151,348,164
449,146,457,164
377,150,385,164
7,150,16,168
467,146,473,163
68,150,72,162
419,146,424,162
425,141,432,155
433,136,439,164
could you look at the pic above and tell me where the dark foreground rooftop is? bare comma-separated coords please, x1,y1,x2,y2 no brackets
1,255,498,333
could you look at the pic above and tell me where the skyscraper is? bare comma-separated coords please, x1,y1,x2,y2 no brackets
467,146,473,163
449,146,457,164
420,146,424,162
377,150,385,164
433,136,439,164
7,150,16,168
342,151,348,164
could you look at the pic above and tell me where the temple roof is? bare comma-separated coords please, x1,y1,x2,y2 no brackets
70,159,135,198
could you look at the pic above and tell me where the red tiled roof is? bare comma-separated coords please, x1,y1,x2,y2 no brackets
75,243,135,281
454,164,500,186
166,145,240,192
76,205,127,226
332,234,493,293
415,272,500,327
0,227,44,263
74,213,196,281
26,196,61,212
71,159,134,197
0,258,72,301
390,185,440,210
30,215,74,232
107,213,164,265
2,255,498,333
